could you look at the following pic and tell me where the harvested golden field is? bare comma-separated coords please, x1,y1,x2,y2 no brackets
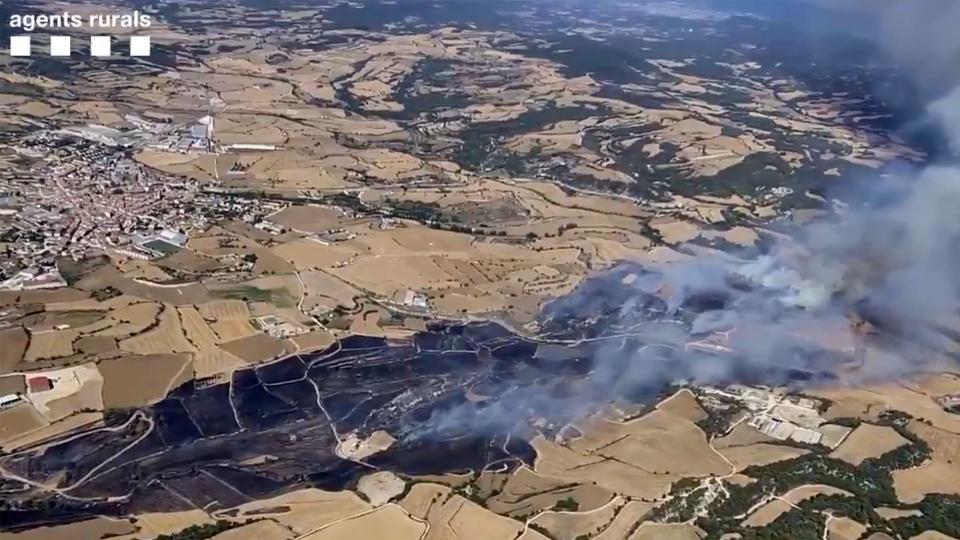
220,334,292,363
0,402,47,447
220,488,370,534
99,353,193,408
0,516,135,540
407,493,523,540
630,523,704,540
0,288,89,306
297,270,361,313
714,423,775,449
742,499,793,528
875,507,922,520
268,205,352,233
400,483,450,519
75,335,118,356
0,374,24,395
110,510,213,540
567,410,730,477
902,373,960,396
23,329,77,361
290,329,336,352
743,485,852,527
830,423,910,465
532,436,675,499
655,389,708,422
908,421,960,463
594,501,656,540
198,300,251,320
0,327,29,374
485,467,614,518
2,411,101,452
815,384,960,435
357,471,405,506
718,443,809,471
19,310,105,332
531,497,624,540
910,532,959,540
784,485,853,504
209,520,293,540
178,307,222,349
299,504,424,540
94,302,163,338
893,460,960,503
828,517,867,540
119,305,195,355
193,348,248,379
209,319,259,342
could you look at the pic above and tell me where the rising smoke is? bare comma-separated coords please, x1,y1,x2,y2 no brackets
406,1,960,440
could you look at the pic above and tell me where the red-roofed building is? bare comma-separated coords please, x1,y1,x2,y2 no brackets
28,376,52,393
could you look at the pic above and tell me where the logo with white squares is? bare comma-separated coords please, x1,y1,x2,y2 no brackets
8,35,151,57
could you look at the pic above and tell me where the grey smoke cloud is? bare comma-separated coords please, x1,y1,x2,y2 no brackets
402,0,960,441
871,0,960,97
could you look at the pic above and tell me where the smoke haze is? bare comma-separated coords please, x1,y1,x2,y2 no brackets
406,0,960,440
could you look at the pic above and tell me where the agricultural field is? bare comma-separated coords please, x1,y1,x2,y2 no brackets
830,423,911,466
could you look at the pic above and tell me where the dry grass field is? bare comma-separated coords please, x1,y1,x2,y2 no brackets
198,300,252,320
179,306,224,349
875,507,923,520
219,488,371,535
531,497,624,540
119,305,195,355
0,402,48,447
827,517,867,540
1,411,102,452
893,460,960,503
299,504,424,540
655,389,708,422
209,520,293,540
98,353,193,408
743,485,852,527
219,333,292,363
357,471,405,506
630,523,704,540
405,491,523,540
0,516,135,540
909,532,959,540
0,327,29,374
566,410,730,477
718,444,810,471
109,510,214,540
268,205,353,233
94,302,163,338
400,483,451,519
531,436,676,500
209,319,259,342
23,329,77,362
908,421,960,463
830,423,910,465
484,467,615,518
594,501,656,540
815,383,960,435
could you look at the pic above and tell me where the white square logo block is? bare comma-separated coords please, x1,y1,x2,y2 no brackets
9,36,31,57
90,36,112,57
50,36,71,57
129,35,150,57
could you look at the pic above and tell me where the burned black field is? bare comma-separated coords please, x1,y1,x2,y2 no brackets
0,263,864,531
